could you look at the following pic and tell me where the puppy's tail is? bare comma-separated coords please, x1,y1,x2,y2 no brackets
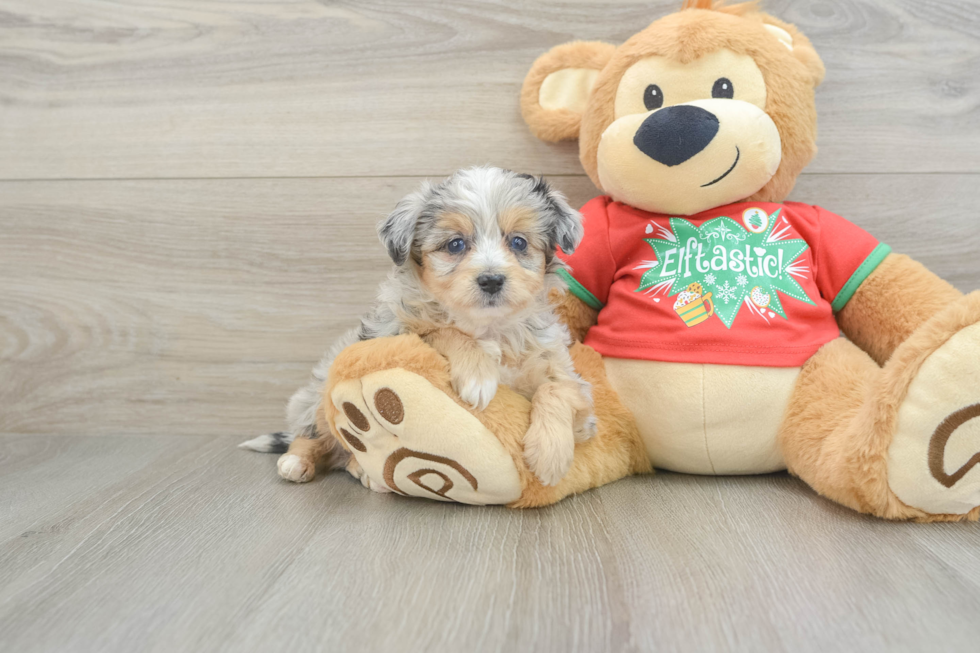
238,431,293,453
237,382,318,454
239,345,333,455
241,328,358,457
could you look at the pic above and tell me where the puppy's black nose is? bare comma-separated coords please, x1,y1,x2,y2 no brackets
633,105,719,167
477,274,506,295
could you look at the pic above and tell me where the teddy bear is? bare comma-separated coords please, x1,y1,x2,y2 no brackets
284,0,980,520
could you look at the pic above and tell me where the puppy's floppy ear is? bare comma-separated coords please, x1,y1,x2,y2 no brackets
525,176,583,255
378,183,431,266
521,41,615,143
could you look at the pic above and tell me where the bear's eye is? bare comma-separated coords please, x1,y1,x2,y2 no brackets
643,84,664,110
712,77,734,99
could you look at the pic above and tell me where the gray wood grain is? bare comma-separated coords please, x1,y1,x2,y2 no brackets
0,0,978,180
0,435,977,653
2,174,978,437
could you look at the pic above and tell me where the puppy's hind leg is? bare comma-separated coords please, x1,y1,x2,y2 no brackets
240,356,331,455
272,331,359,482
277,428,351,483
276,377,351,483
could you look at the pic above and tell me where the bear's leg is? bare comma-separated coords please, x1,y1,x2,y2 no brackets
778,338,886,514
324,335,649,507
780,293,980,521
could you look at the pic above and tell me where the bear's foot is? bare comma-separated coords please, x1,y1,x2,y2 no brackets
885,293,980,519
328,367,523,505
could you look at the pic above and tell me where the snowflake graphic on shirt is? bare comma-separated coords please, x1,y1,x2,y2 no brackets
716,281,737,304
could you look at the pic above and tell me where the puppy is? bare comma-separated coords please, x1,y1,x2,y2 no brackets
240,166,596,486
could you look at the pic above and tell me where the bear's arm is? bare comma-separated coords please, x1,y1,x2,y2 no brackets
836,253,961,365
550,288,598,343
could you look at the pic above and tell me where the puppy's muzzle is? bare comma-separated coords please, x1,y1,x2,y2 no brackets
633,105,719,167
477,273,506,296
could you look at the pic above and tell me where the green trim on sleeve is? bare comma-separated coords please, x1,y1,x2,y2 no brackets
831,243,892,313
557,269,604,310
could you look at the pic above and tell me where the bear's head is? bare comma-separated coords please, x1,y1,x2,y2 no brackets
521,0,825,216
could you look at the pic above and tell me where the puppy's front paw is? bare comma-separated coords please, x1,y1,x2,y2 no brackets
456,375,498,411
277,453,315,483
449,356,500,410
523,421,575,487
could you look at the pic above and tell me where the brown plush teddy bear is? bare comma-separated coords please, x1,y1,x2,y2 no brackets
285,0,980,520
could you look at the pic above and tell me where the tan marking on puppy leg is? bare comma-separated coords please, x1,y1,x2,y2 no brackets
277,432,348,483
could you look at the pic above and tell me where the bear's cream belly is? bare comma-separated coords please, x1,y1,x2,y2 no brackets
604,358,800,475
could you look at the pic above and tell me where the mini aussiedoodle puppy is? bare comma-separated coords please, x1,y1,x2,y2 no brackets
241,166,596,486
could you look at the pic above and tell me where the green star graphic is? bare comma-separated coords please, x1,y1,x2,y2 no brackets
637,209,814,328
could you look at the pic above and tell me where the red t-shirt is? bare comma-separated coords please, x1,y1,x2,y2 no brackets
558,197,891,367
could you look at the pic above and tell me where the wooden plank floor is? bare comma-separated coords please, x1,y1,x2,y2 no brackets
1,435,979,653
2,1,979,651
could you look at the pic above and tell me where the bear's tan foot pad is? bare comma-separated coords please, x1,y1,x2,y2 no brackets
887,298,980,517
330,368,522,505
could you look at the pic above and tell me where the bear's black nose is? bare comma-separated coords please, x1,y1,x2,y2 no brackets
633,105,720,167
477,274,506,295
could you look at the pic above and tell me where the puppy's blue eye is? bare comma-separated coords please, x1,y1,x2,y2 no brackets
446,238,466,254
510,236,528,252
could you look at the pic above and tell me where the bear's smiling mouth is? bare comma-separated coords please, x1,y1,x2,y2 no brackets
701,146,740,187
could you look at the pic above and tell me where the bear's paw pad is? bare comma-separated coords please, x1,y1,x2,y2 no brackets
329,368,522,505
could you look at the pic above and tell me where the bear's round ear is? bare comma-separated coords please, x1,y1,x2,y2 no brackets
761,19,826,87
520,41,616,143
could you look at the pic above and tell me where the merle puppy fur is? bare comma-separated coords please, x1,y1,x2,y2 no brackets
241,166,596,486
